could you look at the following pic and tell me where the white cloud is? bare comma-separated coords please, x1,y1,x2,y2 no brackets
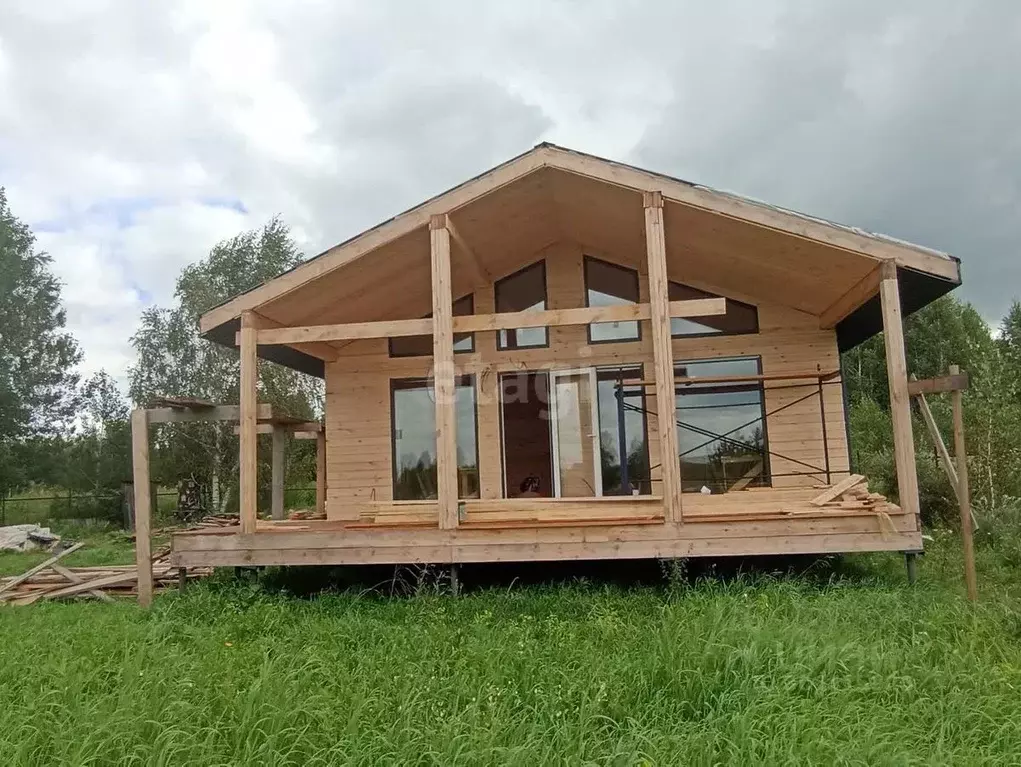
0,0,1017,393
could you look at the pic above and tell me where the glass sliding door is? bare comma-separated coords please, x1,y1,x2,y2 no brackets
550,368,602,498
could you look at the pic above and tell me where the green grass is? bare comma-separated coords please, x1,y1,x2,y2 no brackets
0,534,1019,765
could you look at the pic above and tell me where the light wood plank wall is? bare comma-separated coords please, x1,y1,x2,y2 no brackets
324,241,849,520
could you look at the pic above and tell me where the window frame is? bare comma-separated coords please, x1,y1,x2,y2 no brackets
389,374,480,500
669,282,759,339
595,364,651,495
495,259,550,351
674,355,772,493
584,255,642,345
388,294,476,358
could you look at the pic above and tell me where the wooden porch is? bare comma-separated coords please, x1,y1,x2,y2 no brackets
170,484,921,568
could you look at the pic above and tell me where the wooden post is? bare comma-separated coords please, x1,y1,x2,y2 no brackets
271,426,286,520
315,430,326,516
239,311,259,534
879,263,920,520
130,408,154,607
950,364,977,601
430,215,458,529
643,191,682,522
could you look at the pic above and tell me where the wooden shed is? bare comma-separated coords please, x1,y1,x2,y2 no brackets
173,143,961,570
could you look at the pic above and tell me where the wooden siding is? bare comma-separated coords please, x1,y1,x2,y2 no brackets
324,241,849,521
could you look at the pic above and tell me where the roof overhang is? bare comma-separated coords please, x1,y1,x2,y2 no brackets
199,143,962,372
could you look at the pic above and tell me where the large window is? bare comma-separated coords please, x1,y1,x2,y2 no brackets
675,357,769,493
496,260,547,349
595,367,649,494
585,257,641,343
391,376,480,500
389,294,475,357
669,282,758,337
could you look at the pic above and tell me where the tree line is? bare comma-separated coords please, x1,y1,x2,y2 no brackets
1,186,1020,528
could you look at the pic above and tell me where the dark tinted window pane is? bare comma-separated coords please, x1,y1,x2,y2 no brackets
596,367,649,494
674,357,769,493
392,376,479,499
586,257,640,342
669,282,758,337
496,261,547,349
389,295,475,357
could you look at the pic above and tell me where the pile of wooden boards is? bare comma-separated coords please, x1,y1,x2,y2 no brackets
807,474,893,512
0,542,211,606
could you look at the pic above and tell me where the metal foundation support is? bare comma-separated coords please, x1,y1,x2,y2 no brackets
450,563,460,597
905,552,919,586
178,566,188,592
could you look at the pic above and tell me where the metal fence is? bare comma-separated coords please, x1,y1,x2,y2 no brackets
0,486,318,528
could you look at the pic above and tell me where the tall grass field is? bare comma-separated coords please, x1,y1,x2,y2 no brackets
0,529,1019,765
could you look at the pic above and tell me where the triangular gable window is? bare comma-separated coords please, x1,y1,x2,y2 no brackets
669,283,758,337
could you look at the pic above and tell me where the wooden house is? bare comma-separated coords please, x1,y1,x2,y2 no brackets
172,144,961,571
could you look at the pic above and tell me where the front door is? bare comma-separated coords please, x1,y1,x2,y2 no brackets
550,368,603,498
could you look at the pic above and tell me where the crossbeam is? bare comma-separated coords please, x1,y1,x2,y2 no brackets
907,374,970,396
243,299,727,346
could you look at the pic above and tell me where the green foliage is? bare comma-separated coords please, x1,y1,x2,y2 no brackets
1,536,1020,764
0,189,82,494
129,218,323,514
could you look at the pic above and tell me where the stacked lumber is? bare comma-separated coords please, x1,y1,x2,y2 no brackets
288,508,327,521
804,475,894,514
0,544,211,606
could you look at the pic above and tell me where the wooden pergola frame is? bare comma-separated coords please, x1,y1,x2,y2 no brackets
130,398,325,606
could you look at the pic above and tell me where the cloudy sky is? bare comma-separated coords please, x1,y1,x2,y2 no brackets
1,0,1018,388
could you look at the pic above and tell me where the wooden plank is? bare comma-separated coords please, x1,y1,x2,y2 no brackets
951,364,977,601
635,369,840,387
50,564,116,603
819,265,881,328
271,426,286,521
233,422,321,436
907,374,970,396
431,215,458,530
644,191,682,522
250,299,726,345
239,311,259,534
0,542,86,598
809,474,865,506
35,571,139,601
913,377,959,502
130,408,154,607
248,310,339,361
316,431,327,516
879,263,920,520
147,403,273,424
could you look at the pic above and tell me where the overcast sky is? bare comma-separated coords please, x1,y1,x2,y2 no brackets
1,0,1018,387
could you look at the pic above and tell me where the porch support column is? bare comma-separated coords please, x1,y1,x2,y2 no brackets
643,191,682,522
130,408,153,607
270,425,286,520
316,430,327,516
430,215,458,529
879,262,920,520
239,310,259,534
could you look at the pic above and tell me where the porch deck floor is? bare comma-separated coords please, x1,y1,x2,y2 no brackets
170,485,922,568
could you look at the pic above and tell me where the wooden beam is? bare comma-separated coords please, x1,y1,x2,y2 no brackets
130,409,154,607
251,299,727,345
316,430,327,517
239,311,259,534
0,541,86,598
907,374,970,396
912,376,959,503
644,191,682,522
950,364,978,601
146,403,274,424
233,422,321,436
271,426,286,521
879,262,920,521
819,266,882,329
249,310,339,362
431,215,458,530
445,215,490,287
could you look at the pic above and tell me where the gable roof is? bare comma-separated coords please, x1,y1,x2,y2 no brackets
199,143,961,377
